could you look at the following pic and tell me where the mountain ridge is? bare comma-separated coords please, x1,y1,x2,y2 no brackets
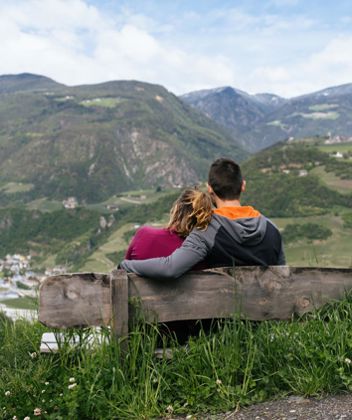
181,83,352,152
0,73,64,94
0,74,246,204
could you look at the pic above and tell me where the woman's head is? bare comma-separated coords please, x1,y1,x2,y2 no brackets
167,188,213,237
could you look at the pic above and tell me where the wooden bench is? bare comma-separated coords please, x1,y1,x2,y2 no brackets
39,266,352,345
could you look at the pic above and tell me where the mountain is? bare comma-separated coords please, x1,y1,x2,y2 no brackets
181,87,282,150
0,73,64,94
0,74,246,204
181,84,352,152
253,93,287,108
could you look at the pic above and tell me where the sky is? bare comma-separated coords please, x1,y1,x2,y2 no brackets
0,0,351,97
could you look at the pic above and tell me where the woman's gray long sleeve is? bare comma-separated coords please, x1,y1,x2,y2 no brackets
120,232,209,279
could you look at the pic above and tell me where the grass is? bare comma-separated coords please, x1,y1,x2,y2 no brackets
79,97,123,108
298,111,340,120
309,104,338,112
85,188,178,213
79,223,134,272
318,142,352,154
0,296,37,310
2,296,352,418
273,214,352,267
310,166,352,194
26,198,63,212
80,214,170,272
80,190,173,271
79,223,140,272
0,182,34,194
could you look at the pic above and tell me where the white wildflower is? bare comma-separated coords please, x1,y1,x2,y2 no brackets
24,417,31,420
4,391,11,397
345,357,352,365
69,377,75,383
12,416,18,420
41,389,45,394
33,408,41,416
44,382,49,386
166,405,174,414
216,379,222,385
68,383,77,390
29,352,37,359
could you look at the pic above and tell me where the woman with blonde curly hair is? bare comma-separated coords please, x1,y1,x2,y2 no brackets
125,188,212,265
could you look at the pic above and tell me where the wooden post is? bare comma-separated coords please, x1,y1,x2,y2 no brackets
110,269,129,350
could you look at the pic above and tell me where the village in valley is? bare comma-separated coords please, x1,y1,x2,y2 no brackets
0,254,66,319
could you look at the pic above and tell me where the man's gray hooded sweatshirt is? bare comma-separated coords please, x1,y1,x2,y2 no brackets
120,206,285,279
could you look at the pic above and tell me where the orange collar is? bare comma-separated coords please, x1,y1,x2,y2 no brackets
213,206,261,220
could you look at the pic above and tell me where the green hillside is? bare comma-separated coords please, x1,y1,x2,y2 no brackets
0,74,245,205
242,140,352,216
0,189,181,270
241,139,352,267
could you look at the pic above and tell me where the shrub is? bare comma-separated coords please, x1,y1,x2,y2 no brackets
283,223,332,243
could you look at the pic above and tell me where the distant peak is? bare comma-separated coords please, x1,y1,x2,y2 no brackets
0,73,63,93
0,72,53,81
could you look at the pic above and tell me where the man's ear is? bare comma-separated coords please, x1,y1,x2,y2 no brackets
241,180,246,193
207,183,214,194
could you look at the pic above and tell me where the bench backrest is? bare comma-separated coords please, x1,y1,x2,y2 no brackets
39,266,352,336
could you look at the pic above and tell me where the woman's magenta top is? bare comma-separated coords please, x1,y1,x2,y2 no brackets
125,226,184,260
125,226,207,270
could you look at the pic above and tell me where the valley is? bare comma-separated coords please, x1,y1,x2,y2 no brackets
1,74,352,315
2,137,351,276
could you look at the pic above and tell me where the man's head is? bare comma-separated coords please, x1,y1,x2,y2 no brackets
207,158,245,202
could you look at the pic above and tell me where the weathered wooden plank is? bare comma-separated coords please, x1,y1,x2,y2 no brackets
127,270,236,322
110,270,129,338
39,266,352,328
214,266,352,319
39,272,111,328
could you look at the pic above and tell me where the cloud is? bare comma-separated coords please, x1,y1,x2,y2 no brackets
0,0,237,93
269,0,300,7
0,0,351,97
246,35,352,97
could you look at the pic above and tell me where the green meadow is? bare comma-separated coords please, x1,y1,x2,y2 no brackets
318,142,352,154
311,166,352,194
273,214,352,267
2,298,352,418
79,97,123,108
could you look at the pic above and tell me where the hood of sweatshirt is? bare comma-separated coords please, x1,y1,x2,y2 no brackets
213,206,267,246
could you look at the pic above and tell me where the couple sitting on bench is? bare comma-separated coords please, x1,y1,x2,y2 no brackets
121,157,285,278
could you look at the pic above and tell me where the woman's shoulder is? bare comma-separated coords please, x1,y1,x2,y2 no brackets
135,226,171,237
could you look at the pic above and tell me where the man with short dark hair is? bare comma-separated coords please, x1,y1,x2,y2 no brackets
120,158,285,278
